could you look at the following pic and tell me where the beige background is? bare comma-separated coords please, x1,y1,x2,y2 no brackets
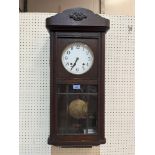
28,0,100,13
104,0,135,15
26,0,134,16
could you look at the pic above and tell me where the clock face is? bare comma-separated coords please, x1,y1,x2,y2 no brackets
61,42,94,75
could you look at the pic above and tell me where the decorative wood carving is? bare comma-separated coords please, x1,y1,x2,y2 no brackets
69,12,87,21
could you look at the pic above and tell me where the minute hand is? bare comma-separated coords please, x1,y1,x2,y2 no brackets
71,57,79,70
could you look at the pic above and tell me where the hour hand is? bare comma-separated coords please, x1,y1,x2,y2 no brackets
71,57,79,70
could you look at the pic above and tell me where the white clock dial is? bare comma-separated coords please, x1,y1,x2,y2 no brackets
61,42,94,75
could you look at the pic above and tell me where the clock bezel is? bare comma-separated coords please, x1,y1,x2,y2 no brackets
61,42,94,75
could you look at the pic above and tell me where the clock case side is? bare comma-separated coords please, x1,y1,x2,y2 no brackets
46,8,110,147
48,32,57,144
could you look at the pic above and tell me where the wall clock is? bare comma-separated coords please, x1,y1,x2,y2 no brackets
46,8,110,147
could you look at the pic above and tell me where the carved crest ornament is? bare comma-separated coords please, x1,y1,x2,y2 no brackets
69,12,87,21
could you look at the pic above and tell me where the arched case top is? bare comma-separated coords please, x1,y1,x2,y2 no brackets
46,8,110,32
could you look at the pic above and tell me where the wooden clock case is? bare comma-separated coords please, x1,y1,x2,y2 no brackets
46,8,110,147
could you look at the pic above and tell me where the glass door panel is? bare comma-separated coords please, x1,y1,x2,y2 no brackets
57,84,98,135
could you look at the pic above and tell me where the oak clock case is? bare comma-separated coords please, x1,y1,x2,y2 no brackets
46,8,110,147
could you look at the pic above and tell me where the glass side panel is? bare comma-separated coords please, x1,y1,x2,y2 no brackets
57,84,97,135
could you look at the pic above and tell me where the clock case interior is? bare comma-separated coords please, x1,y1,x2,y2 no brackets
46,8,110,147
